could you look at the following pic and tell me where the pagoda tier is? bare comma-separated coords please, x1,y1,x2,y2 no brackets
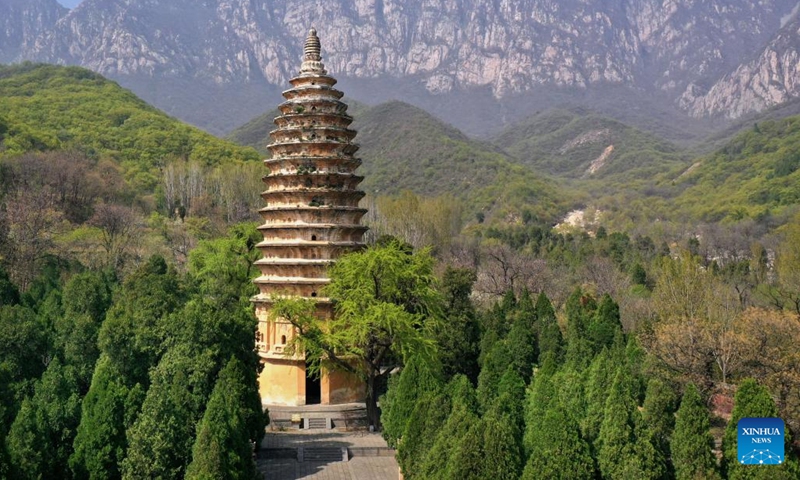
253,28,367,407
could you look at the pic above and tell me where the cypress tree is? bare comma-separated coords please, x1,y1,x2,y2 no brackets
185,357,261,480
597,368,637,480
476,340,512,411
506,318,537,384
642,378,677,465
582,348,614,442
672,384,718,480
522,403,595,480
444,420,485,480
588,294,622,353
70,355,142,480
565,287,596,370
380,354,443,448
396,390,450,479
0,266,20,307
523,368,557,456
535,292,563,364
6,359,82,480
419,375,478,479
481,408,523,480
722,379,799,479
434,267,481,382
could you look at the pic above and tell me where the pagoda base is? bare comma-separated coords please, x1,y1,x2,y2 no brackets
258,357,364,407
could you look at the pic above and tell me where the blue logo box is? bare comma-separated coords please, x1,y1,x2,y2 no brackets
738,417,784,465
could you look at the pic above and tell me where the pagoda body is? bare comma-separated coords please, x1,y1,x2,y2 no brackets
253,29,367,406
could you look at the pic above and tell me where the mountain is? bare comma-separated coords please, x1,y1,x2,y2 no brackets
0,0,66,63
669,117,800,223
492,109,688,181
2,0,797,136
228,100,570,223
0,63,259,176
681,10,800,119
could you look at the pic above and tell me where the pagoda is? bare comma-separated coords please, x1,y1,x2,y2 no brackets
253,28,367,406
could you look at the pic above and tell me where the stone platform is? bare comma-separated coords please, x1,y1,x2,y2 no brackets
266,402,370,431
258,430,398,480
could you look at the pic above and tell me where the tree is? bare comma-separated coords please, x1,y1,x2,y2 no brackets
588,294,622,353
431,267,480,382
481,407,524,479
0,266,19,306
6,359,82,479
582,348,614,442
70,355,144,480
272,240,442,428
507,297,537,383
641,378,677,470
672,384,718,480
476,340,512,410
535,292,563,364
396,390,450,479
722,379,799,479
522,402,595,480
444,421,485,480
121,344,216,480
597,368,637,480
380,354,443,448
185,357,262,480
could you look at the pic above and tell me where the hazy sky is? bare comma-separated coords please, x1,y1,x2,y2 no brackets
56,0,83,8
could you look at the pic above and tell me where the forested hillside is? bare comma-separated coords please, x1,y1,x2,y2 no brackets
230,100,571,224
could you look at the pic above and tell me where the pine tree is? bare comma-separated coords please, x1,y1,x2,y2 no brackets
522,403,595,480
722,379,799,479
523,368,557,456
506,318,537,384
185,357,261,480
672,384,718,480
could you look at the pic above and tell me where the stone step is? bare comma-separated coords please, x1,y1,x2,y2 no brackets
306,417,328,429
302,447,347,462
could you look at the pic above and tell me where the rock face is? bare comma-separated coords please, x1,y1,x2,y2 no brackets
0,0,65,63
2,0,798,129
681,11,800,119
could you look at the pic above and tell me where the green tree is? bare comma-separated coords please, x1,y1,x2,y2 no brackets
431,267,480,382
535,292,563,364
642,378,677,472
396,390,450,479
6,359,82,479
444,420,485,480
482,407,524,479
70,355,144,480
121,344,216,480
565,287,596,369
185,357,261,480
272,240,442,428
0,266,20,306
380,354,443,448
722,379,799,479
476,340,512,411
588,294,622,353
582,348,614,442
419,375,478,479
597,369,637,480
522,402,595,480
506,289,538,383
672,384,718,480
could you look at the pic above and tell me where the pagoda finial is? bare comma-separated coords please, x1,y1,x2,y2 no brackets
300,27,327,75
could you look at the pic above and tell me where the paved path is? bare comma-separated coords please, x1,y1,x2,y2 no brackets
258,431,399,480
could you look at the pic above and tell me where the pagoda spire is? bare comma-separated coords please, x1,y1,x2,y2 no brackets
300,27,327,75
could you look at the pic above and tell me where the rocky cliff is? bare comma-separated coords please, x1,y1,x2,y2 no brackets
681,9,800,119
2,0,797,133
0,0,65,63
